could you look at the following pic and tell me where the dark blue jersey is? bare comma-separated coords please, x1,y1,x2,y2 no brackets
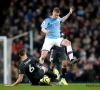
19,56,44,82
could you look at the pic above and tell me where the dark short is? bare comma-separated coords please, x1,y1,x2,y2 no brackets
29,69,44,85
50,50,67,63
50,50,67,71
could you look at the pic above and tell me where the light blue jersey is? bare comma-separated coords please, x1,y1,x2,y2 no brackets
41,16,62,39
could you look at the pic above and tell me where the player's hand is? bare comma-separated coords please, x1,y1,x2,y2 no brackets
69,7,74,14
46,30,50,34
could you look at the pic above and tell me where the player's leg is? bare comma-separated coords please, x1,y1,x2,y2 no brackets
58,52,68,85
49,50,58,71
39,65,58,85
37,63,57,80
32,68,46,85
50,62,56,71
62,61,67,78
60,39,73,60
30,69,45,85
49,62,60,82
39,38,54,64
40,50,48,64
38,65,57,82
30,78,40,85
59,51,67,78
49,51,60,81
57,38,80,66
46,68,57,79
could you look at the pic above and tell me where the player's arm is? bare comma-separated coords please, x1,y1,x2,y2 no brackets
62,7,74,22
5,74,24,86
41,19,50,34
5,65,24,86
12,74,24,86
41,27,50,34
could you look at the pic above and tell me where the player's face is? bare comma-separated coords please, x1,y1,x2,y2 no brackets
52,11,60,19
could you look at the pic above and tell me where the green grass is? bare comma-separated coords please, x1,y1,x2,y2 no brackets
1,83,100,90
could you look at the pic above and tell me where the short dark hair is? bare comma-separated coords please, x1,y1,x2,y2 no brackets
53,7,60,13
18,48,26,56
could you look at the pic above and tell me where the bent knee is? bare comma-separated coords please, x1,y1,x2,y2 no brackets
62,39,71,46
41,51,48,59
50,63,56,68
65,40,71,45
41,55,46,60
62,60,68,67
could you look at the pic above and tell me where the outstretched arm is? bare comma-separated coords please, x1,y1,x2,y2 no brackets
62,7,74,22
5,74,24,86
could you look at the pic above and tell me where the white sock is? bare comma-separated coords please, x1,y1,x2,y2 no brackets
61,78,65,80
66,45,73,60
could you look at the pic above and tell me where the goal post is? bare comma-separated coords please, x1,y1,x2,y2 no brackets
0,31,33,84
0,36,8,84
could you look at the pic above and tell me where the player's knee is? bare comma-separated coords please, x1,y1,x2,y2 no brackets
50,63,56,68
41,51,48,60
41,55,46,60
62,60,67,67
41,54,46,60
69,41,71,45
64,39,71,46
67,41,71,46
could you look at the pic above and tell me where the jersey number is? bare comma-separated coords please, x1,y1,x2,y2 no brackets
29,64,34,73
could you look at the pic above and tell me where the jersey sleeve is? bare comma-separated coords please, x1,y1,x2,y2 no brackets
19,64,25,74
41,19,49,28
59,17,62,22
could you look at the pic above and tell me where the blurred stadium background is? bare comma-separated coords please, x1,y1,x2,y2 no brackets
0,0,100,84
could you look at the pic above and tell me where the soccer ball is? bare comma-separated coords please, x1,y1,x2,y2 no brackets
40,75,50,84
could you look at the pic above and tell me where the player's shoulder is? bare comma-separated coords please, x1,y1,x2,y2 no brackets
58,16,62,19
28,55,37,62
19,62,24,68
44,16,51,21
19,57,30,68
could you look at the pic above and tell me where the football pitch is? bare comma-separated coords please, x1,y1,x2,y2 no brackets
0,83,100,90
